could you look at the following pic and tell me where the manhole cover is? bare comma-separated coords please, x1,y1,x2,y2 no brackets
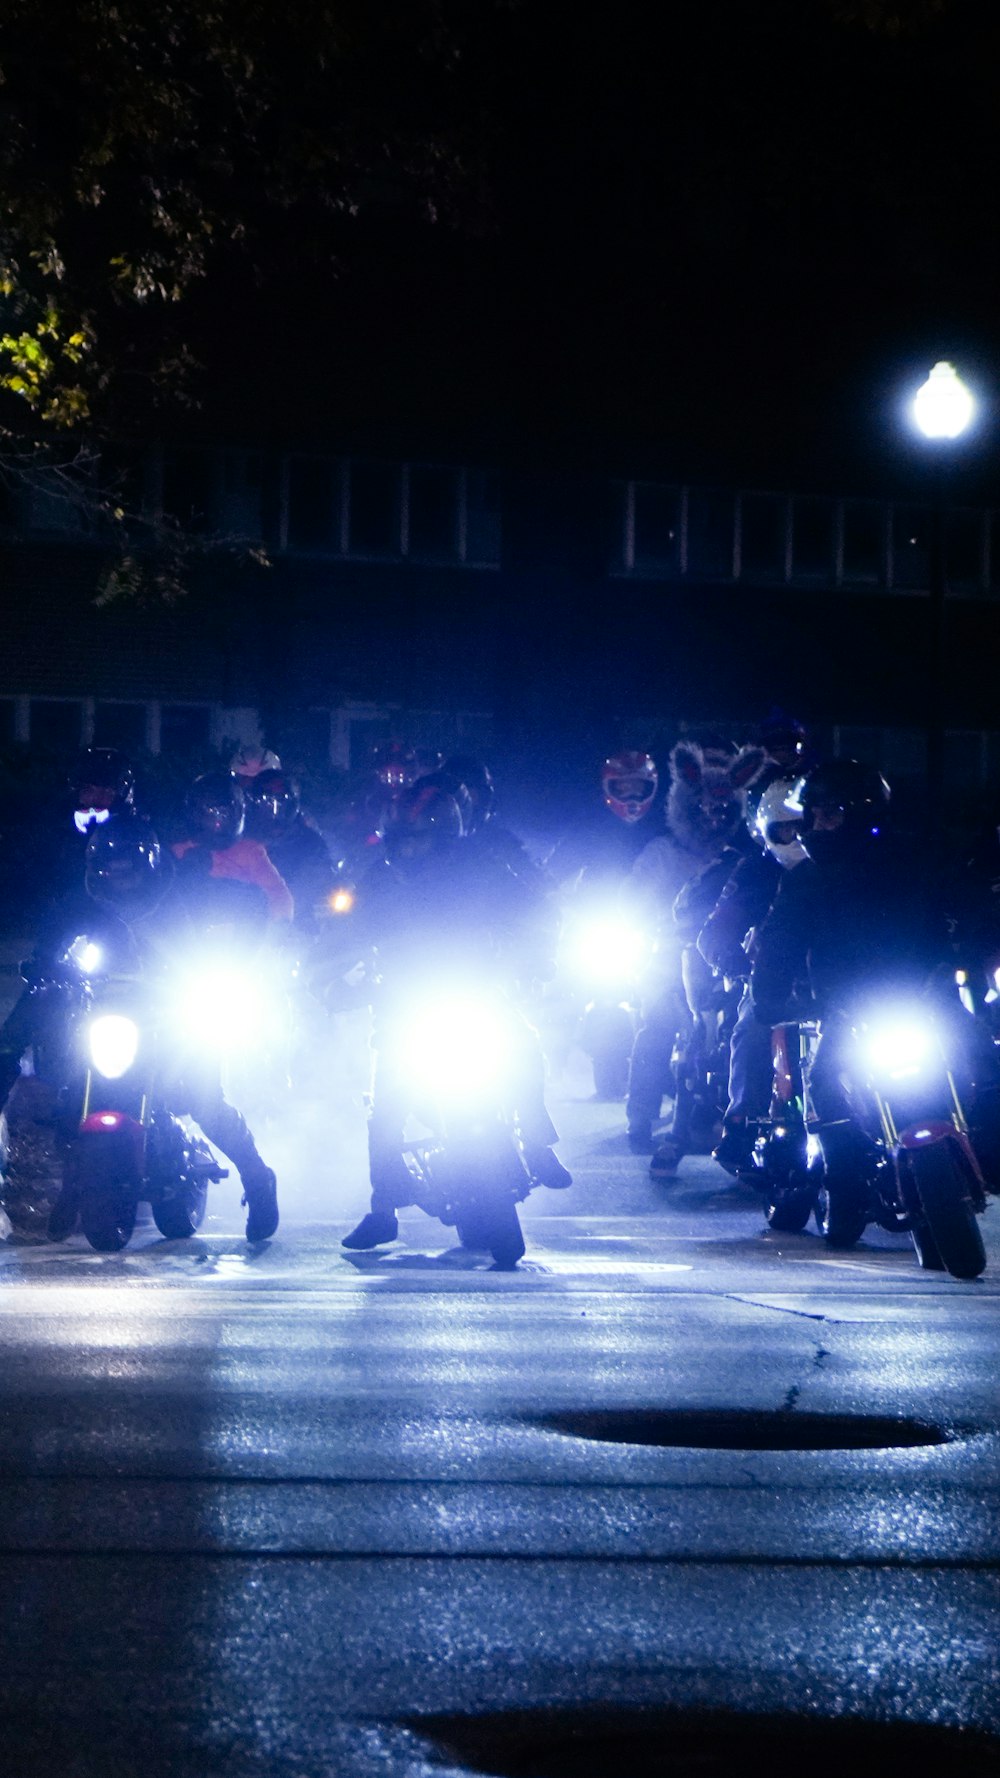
526,1409,948,1450
409,1709,997,1778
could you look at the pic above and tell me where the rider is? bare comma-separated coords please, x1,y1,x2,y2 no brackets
71,746,137,836
327,782,571,1252
697,773,808,1175
749,759,978,1193
628,738,767,1165
172,771,294,925
45,815,280,1243
243,767,337,931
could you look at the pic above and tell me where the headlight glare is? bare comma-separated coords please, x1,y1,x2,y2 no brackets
88,1014,139,1079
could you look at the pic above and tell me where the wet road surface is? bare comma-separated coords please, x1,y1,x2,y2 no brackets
1,1068,998,1775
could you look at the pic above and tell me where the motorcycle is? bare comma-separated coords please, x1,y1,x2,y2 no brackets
380,985,536,1269
745,1020,825,1231
556,903,654,1097
55,936,264,1252
814,998,989,1279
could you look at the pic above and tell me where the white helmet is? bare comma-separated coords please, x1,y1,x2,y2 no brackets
230,744,281,781
755,776,807,870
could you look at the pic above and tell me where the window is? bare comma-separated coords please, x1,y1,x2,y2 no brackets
841,502,885,585
23,473,90,535
792,497,837,581
407,465,460,560
93,702,148,752
633,482,682,574
891,506,930,592
739,493,788,581
0,700,18,745
463,470,501,566
347,461,402,557
945,509,984,590
30,700,83,752
160,704,212,753
881,727,927,779
216,452,262,538
287,457,343,553
686,489,736,578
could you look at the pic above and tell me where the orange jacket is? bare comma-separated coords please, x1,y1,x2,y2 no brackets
171,837,294,922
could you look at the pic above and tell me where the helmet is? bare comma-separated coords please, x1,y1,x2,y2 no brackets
601,750,658,824
85,816,168,916
754,775,808,870
244,768,300,841
796,759,891,865
230,743,281,784
415,768,475,835
758,707,808,770
71,747,135,835
441,755,496,832
371,741,418,792
384,782,463,873
184,771,245,846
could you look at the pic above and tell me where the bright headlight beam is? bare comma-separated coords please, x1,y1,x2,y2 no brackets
88,1014,139,1079
865,1020,934,1080
399,996,516,1098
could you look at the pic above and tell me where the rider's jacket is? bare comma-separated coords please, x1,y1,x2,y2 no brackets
750,835,948,1027
264,815,337,930
172,836,294,923
697,847,782,980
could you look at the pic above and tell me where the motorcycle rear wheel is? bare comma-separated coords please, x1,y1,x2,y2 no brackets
910,1145,986,1281
152,1179,208,1240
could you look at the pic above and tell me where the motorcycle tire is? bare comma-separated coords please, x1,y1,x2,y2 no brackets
487,1199,526,1270
766,1187,815,1234
909,1145,987,1281
909,1217,946,1272
79,1186,137,1253
817,1178,867,1250
152,1178,208,1241
455,1205,493,1251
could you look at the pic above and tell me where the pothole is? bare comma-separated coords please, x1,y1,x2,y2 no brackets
525,1409,948,1451
408,1708,997,1778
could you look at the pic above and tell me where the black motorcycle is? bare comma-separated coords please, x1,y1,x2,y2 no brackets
56,940,233,1251
813,999,989,1278
379,985,536,1269
745,1020,824,1231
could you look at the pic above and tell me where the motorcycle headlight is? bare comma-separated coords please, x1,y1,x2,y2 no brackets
88,1014,139,1080
66,935,103,976
399,996,517,1099
175,963,268,1050
569,917,647,985
863,1015,935,1082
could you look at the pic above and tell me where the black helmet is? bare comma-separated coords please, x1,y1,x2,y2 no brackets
244,768,300,841
184,771,245,847
797,759,891,864
441,755,496,831
71,747,135,835
85,816,168,916
384,781,463,873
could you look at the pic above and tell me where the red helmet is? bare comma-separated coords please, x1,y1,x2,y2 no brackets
601,751,658,824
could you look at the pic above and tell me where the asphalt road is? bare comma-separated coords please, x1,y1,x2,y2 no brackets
1,1060,998,1776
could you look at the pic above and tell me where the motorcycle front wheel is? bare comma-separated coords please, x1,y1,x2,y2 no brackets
766,1177,817,1233
457,1198,525,1269
79,1185,137,1252
909,1145,986,1281
817,1177,867,1249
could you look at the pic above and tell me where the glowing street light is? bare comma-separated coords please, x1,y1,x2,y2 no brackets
911,360,974,441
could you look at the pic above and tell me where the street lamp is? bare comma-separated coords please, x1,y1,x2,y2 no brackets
911,360,975,442
908,361,975,822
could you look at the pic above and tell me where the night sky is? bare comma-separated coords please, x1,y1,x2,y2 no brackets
194,1,1000,500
